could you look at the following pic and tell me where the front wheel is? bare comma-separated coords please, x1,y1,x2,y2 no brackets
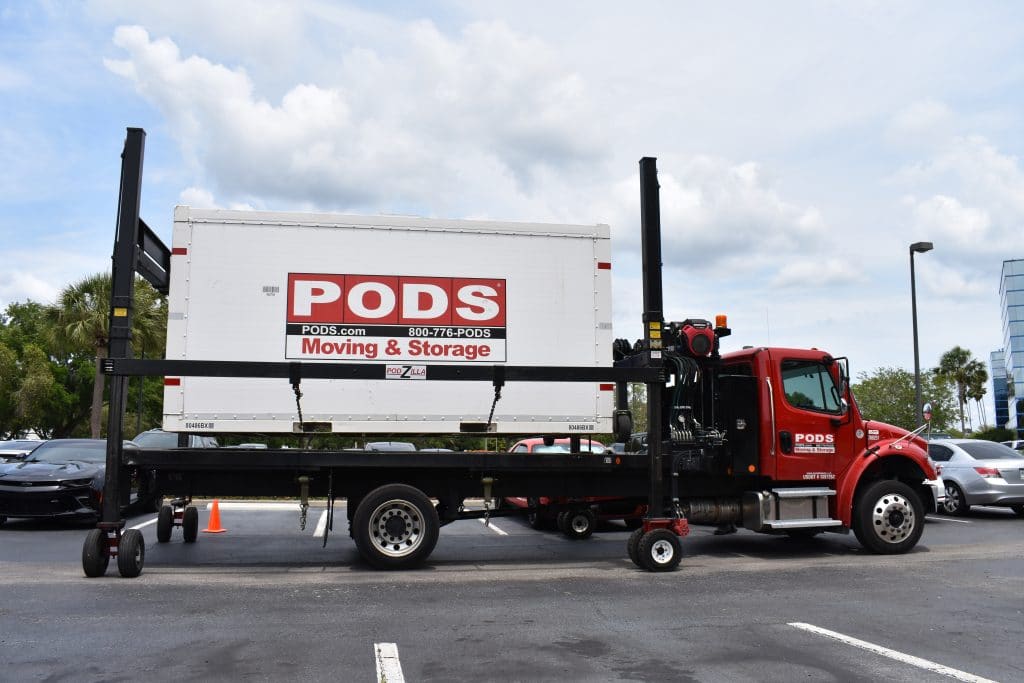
637,529,682,572
353,484,440,569
82,528,110,578
853,480,924,554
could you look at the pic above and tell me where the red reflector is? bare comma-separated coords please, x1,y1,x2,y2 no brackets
599,383,614,391
171,247,188,255
974,466,1001,478
164,378,181,386
597,262,611,270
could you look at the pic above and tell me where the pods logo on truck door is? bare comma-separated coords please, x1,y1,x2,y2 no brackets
285,274,507,362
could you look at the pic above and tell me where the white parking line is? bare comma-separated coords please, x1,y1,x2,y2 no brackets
926,515,972,524
374,642,405,683
313,510,328,537
478,518,508,536
788,622,997,683
130,517,158,530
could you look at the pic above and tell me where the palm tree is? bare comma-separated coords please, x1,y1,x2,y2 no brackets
935,346,986,435
48,274,166,438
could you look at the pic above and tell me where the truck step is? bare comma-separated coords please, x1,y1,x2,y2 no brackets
764,519,843,530
771,487,836,498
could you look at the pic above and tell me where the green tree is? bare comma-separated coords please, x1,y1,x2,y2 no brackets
934,346,987,435
47,274,166,438
851,367,956,432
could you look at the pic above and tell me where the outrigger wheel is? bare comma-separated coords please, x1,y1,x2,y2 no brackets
636,528,682,572
82,528,110,578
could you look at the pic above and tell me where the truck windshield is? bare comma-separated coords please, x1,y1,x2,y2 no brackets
781,360,842,413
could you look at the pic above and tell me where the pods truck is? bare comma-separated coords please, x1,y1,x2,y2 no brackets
86,128,943,577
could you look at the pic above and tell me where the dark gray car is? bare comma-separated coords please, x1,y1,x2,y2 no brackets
928,439,1024,516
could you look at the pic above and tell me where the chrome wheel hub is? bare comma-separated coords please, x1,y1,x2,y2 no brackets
871,492,915,544
369,499,423,558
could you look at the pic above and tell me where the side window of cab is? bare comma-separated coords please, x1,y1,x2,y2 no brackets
781,359,841,414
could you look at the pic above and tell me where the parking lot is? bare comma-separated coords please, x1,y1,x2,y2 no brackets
1,503,1022,682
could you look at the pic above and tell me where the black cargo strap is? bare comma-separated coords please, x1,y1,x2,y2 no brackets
289,362,305,432
486,367,505,432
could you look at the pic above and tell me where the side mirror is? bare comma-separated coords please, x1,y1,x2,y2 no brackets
840,398,849,415
922,402,933,422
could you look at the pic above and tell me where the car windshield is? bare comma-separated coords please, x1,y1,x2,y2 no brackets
29,442,106,463
133,431,180,448
959,441,1024,460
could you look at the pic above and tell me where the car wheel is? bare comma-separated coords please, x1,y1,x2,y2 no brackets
117,528,145,578
182,506,199,543
82,528,110,578
1011,504,1024,518
853,480,924,554
942,481,969,516
627,527,645,567
637,528,682,572
156,505,173,543
561,509,596,540
352,484,440,569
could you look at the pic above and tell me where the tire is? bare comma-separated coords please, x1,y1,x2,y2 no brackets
562,509,596,540
627,527,645,567
942,481,969,516
526,498,549,530
182,506,199,543
637,528,682,572
117,528,145,578
156,505,173,543
353,484,440,570
82,528,110,578
853,480,924,554
1012,504,1024,518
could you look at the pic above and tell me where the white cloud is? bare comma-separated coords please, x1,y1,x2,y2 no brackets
0,272,60,308
770,259,866,289
104,22,603,212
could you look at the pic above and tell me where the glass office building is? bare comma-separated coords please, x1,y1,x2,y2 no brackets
991,350,1008,429
999,259,1024,438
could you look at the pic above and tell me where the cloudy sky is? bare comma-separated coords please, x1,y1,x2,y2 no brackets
2,1,1022,424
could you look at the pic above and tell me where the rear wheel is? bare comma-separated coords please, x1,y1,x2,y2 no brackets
353,484,440,569
182,506,199,543
854,480,924,554
1012,504,1024,518
561,509,596,540
82,529,109,578
156,505,173,543
942,481,969,516
637,529,682,572
117,529,145,578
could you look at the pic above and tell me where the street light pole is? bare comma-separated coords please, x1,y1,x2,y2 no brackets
910,241,934,426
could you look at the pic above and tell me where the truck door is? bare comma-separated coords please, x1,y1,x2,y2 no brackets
770,354,851,484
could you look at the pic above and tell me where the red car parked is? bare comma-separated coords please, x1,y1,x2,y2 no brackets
503,437,645,539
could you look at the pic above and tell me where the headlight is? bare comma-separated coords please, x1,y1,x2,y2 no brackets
61,478,94,487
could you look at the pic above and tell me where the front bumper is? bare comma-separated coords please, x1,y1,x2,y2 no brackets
924,477,945,513
0,484,98,519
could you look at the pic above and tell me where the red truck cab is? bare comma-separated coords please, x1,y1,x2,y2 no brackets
720,346,943,551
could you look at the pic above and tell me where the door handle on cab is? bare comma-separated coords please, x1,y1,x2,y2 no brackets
779,431,793,454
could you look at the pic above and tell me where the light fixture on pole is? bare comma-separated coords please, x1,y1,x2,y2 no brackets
910,241,933,426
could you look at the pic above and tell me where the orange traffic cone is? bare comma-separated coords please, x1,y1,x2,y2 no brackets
203,499,227,533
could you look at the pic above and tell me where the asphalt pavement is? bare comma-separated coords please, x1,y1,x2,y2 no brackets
1,503,1022,682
